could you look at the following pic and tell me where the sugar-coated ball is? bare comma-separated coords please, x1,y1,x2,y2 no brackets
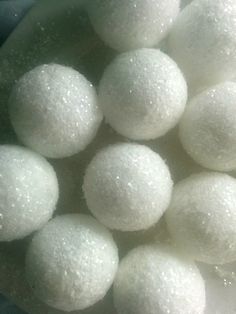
83,143,173,231
0,145,58,242
25,214,118,312
113,245,206,314
168,0,236,90
86,0,180,52
9,64,103,159
98,49,187,140
179,81,236,171
166,172,236,264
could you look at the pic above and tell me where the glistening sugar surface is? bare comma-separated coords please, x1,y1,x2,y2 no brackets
0,145,58,241
83,143,173,231
87,0,180,52
166,172,236,264
179,81,236,171
98,49,187,140
113,245,206,314
25,214,119,312
9,64,103,159
168,0,236,90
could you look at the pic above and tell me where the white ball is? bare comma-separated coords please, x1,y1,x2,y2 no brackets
179,81,236,172
9,64,103,159
25,214,119,312
86,0,180,52
83,143,173,231
168,0,236,90
0,145,58,242
113,245,206,314
166,172,236,264
98,49,187,140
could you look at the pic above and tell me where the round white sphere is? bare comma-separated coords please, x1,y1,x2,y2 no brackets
83,143,173,231
166,172,236,264
86,0,180,52
98,49,187,140
9,64,103,159
0,145,58,242
168,0,236,90
114,245,206,314
179,81,236,171
25,214,119,312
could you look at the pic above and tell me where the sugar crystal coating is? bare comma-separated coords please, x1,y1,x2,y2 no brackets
113,245,206,314
83,143,173,231
9,64,103,159
86,0,180,52
0,145,58,242
98,49,187,140
166,172,236,264
25,214,119,312
179,81,236,171
168,0,236,90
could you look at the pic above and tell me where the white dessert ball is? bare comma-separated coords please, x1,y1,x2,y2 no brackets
168,0,236,90
166,172,236,264
0,145,58,242
86,0,180,52
179,81,236,171
98,49,187,140
113,245,206,314
83,143,173,231
9,64,103,159
25,214,119,312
